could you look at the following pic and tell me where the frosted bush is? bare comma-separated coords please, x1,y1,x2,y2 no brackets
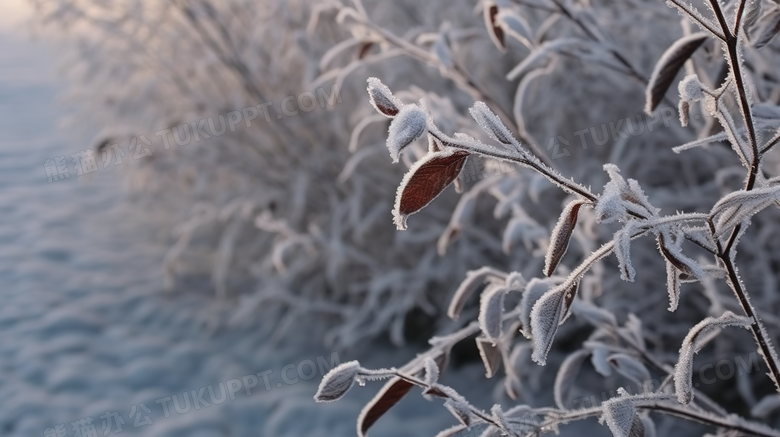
313,0,780,436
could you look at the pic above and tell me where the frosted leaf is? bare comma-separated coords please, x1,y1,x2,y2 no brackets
595,182,627,224
674,311,752,404
665,259,682,311
530,280,579,365
640,415,656,437
623,314,646,351
444,399,473,427
614,222,638,282
657,231,706,282
476,336,503,378
314,360,362,403
483,2,506,52
672,131,729,153
544,200,587,277
626,178,658,215
505,344,531,399
469,101,515,146
386,104,428,163
424,356,440,386
480,284,507,342
754,10,780,48
679,100,690,127
505,271,526,291
497,9,533,49
592,347,613,377
358,377,415,437
607,353,651,385
571,299,617,327
678,74,705,102
602,392,644,437
645,33,707,114
367,77,403,117
519,278,556,338
448,267,507,319
491,404,512,434
710,186,780,237
433,33,454,70
752,395,780,418
478,425,501,437
506,38,583,80
433,425,468,437
393,149,470,230
742,0,762,35
554,349,589,409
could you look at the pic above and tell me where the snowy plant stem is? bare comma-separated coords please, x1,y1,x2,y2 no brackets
531,403,780,437
426,131,596,202
701,0,780,394
342,6,554,167
548,0,648,85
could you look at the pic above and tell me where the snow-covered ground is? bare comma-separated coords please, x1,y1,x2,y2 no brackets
0,12,523,437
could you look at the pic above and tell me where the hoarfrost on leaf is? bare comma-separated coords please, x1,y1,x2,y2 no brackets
386,104,428,163
314,360,362,403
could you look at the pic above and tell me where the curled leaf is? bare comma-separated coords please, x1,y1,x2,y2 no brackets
602,391,645,437
657,232,704,281
544,200,587,277
314,360,362,402
393,150,470,230
367,77,403,117
423,357,440,386
530,280,579,365
469,101,515,145
554,349,590,409
483,2,506,52
448,267,507,319
519,278,556,338
645,32,707,114
754,9,780,48
608,353,651,385
386,104,428,163
674,311,751,404
571,299,617,327
479,284,507,342
358,377,415,437
476,336,503,378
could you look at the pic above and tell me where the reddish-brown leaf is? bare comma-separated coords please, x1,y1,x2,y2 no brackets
645,33,707,113
484,3,506,52
476,336,502,378
357,377,414,437
393,151,470,229
357,42,374,59
657,233,695,277
544,200,586,276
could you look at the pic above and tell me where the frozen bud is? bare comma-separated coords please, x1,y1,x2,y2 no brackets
386,104,428,163
678,74,705,102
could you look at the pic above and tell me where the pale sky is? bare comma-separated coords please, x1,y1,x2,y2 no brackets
0,0,32,33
